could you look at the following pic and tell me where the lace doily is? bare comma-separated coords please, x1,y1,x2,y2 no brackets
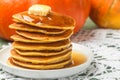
1,29,120,80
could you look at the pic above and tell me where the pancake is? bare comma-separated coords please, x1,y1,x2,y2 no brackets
11,34,57,43
11,34,59,43
12,39,71,51
8,57,72,69
11,29,72,43
15,46,72,56
16,30,73,41
11,49,71,64
9,23,66,35
12,11,75,30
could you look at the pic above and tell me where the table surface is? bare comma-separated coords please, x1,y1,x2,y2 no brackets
0,18,120,80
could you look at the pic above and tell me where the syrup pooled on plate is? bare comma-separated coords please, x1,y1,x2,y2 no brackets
71,51,87,67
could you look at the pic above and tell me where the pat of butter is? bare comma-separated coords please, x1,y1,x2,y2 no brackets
28,4,51,16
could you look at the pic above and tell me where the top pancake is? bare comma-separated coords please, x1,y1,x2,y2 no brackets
12,11,75,30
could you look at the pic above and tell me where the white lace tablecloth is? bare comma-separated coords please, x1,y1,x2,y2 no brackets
1,29,120,80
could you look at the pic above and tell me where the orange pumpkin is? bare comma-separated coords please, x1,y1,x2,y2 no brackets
0,0,90,41
90,0,120,29
0,0,40,41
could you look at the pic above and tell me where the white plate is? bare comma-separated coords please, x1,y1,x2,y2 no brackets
0,43,93,79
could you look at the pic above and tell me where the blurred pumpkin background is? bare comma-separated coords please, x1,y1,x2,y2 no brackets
0,0,91,41
90,0,120,29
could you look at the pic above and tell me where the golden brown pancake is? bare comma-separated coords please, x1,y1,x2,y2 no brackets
15,46,72,56
11,34,58,43
11,34,46,43
12,11,75,30
8,57,72,69
16,30,73,41
11,49,71,64
12,39,71,51
11,30,72,43
9,23,66,35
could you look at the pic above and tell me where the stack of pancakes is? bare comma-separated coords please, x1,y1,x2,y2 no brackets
8,7,75,69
